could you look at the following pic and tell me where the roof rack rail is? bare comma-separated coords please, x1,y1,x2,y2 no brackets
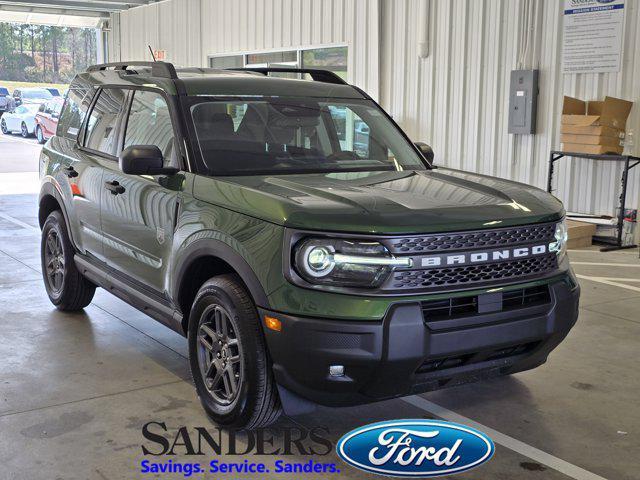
227,67,347,85
87,61,178,79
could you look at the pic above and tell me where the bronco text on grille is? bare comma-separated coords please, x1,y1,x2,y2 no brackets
380,223,559,291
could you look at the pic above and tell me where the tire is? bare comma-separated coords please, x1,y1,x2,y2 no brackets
0,119,8,135
21,122,29,138
41,210,96,311
188,274,281,429
36,126,45,144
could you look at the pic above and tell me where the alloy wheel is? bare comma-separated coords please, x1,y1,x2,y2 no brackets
21,123,28,137
1,120,6,134
37,127,43,143
44,229,65,294
196,304,243,406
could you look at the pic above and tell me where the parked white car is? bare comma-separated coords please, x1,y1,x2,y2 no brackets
1,104,41,138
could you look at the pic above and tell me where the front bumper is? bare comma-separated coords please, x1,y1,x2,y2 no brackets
261,276,580,407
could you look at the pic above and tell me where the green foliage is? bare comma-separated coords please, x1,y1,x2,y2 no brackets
0,21,97,83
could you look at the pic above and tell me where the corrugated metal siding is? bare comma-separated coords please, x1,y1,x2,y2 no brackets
113,0,639,216
199,0,380,98
118,0,202,67
380,0,639,216
115,0,379,98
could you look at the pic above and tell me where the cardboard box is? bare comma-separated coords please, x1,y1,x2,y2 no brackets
567,220,597,249
560,124,624,138
560,134,622,147
561,142,623,155
561,95,633,130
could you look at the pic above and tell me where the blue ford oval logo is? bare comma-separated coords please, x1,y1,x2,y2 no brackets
337,419,494,477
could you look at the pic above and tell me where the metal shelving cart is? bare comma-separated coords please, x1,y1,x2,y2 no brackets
547,150,639,252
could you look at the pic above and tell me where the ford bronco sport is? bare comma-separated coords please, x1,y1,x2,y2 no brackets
39,62,579,429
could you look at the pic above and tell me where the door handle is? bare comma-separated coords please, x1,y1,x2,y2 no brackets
62,165,78,178
105,180,125,195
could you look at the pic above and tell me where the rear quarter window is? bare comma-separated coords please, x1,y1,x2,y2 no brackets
57,79,93,140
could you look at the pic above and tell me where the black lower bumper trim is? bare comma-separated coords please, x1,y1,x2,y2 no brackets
260,277,580,407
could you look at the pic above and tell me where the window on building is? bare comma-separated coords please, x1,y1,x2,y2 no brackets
209,55,244,69
208,45,348,80
301,46,347,80
246,50,297,65
124,90,177,166
84,88,126,156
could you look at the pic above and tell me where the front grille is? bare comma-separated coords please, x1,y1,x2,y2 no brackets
392,254,558,290
502,285,551,309
388,223,556,254
421,296,478,321
415,341,541,374
420,285,551,321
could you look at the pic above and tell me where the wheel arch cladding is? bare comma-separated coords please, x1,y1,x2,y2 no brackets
174,239,271,334
38,194,61,228
39,183,78,248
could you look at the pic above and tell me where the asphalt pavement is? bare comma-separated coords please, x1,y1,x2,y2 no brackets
0,133,42,173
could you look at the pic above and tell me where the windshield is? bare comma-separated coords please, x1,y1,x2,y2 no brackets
23,89,53,99
189,97,427,176
0,88,9,96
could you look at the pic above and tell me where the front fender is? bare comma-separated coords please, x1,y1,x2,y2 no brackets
170,220,286,311
171,236,269,308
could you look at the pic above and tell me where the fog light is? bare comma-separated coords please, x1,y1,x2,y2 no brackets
329,365,345,377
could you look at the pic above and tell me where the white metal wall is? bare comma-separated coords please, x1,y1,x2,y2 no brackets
381,0,640,216
113,0,640,216
118,0,202,67
115,0,379,98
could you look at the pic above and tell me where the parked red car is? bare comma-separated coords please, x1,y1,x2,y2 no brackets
34,97,64,144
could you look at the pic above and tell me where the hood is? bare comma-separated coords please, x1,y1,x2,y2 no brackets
193,168,564,234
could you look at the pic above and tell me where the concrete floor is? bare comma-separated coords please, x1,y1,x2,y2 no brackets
0,139,639,479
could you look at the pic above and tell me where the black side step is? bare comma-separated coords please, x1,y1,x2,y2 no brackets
74,254,184,336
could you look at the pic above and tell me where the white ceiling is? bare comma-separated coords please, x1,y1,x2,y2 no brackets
0,1,156,26
0,9,102,28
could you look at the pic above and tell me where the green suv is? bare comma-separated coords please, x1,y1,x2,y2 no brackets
39,62,580,429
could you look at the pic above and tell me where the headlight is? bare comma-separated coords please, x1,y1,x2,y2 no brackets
293,238,412,288
549,219,568,260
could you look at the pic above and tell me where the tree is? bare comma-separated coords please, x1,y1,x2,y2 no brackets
70,28,77,71
19,24,24,55
0,21,97,83
40,25,48,79
29,24,36,59
51,27,65,80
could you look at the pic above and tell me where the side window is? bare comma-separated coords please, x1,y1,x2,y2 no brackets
57,82,92,140
84,88,127,156
124,90,177,166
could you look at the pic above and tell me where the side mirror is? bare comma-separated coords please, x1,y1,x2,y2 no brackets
119,145,179,176
415,142,435,165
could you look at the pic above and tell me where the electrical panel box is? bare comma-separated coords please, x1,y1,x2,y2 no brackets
508,70,539,134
